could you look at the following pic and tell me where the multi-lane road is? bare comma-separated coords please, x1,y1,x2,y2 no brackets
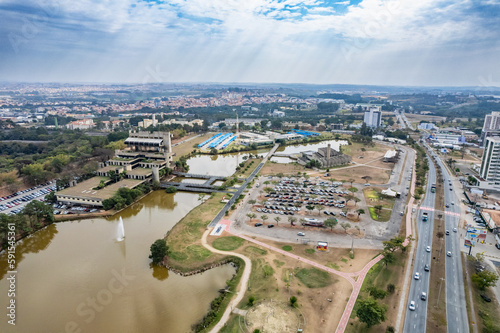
433,151,469,333
403,156,436,332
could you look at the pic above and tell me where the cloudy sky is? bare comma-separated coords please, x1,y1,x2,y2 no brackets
0,0,499,86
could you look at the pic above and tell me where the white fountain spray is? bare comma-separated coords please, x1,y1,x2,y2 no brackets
116,217,125,242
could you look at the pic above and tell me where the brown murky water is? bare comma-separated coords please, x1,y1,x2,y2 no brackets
0,191,235,333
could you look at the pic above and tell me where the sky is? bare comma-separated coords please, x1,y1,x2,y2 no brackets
0,0,499,87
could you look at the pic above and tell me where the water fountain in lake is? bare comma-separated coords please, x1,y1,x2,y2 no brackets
116,217,125,241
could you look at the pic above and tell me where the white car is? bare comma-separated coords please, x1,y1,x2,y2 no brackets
409,301,416,311
447,251,452,257
297,232,305,236
414,272,420,280
426,246,431,253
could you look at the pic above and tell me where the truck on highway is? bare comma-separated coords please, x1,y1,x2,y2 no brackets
422,212,428,221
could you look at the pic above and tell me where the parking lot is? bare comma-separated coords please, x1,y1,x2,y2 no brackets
0,182,56,215
250,176,354,228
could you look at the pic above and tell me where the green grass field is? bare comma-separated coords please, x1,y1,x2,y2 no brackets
295,267,332,288
212,236,245,251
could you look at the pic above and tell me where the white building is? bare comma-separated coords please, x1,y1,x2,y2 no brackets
479,136,500,191
272,110,285,117
363,108,381,128
481,111,500,144
418,123,437,130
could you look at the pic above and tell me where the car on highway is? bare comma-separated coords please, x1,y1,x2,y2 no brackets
447,251,452,257
255,223,263,227
453,228,457,233
297,232,305,236
446,230,450,235
414,272,420,280
409,301,416,311
496,243,500,250
424,264,430,272
426,246,431,252
445,204,449,208
421,292,427,301
267,224,274,228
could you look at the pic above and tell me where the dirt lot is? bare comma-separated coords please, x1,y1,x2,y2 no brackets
260,161,305,176
172,133,213,161
226,240,354,333
247,237,379,273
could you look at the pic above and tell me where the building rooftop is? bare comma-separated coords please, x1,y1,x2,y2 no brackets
57,177,144,201
127,168,152,176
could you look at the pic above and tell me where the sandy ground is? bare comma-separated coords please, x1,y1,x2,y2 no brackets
250,238,379,273
245,301,301,332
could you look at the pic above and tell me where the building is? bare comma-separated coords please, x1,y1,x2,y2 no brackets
481,111,500,144
418,123,437,130
272,110,285,117
138,114,158,128
298,143,351,168
154,98,161,108
363,108,382,128
383,150,399,162
56,131,172,207
478,136,500,192
66,119,95,130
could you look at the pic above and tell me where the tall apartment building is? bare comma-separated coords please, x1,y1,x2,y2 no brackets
481,111,500,144
363,108,382,128
479,136,500,191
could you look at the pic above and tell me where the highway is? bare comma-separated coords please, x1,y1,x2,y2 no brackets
433,151,469,333
403,155,436,333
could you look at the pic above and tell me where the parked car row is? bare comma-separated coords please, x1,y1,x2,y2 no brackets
0,184,56,214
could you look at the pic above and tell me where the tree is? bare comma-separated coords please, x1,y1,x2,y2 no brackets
261,215,268,223
353,197,361,206
324,218,338,230
374,205,383,218
306,204,315,215
248,199,257,205
348,178,355,187
315,204,324,215
382,236,406,253
274,216,281,225
472,270,499,290
247,213,256,222
356,298,387,328
380,251,396,267
165,186,177,193
289,296,298,307
356,208,365,217
149,239,168,264
22,200,54,227
288,216,297,226
248,296,255,306
340,222,351,234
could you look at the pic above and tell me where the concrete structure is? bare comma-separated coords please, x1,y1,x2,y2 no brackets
418,123,437,130
478,136,500,192
56,131,172,207
66,119,95,130
383,150,399,162
363,108,382,128
298,143,351,168
481,111,500,144
138,115,158,128
271,110,285,117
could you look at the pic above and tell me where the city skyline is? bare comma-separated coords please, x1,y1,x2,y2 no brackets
1,0,499,87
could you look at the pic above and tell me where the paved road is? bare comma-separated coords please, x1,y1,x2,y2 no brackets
209,144,279,227
432,149,469,333
403,155,436,333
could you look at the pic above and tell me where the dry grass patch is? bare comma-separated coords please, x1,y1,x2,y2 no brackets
164,192,226,272
260,161,305,175
172,132,214,161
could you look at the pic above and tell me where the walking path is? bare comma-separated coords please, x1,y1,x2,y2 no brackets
202,145,417,332
200,229,252,333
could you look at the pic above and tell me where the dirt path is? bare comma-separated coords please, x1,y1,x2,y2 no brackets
200,229,252,333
